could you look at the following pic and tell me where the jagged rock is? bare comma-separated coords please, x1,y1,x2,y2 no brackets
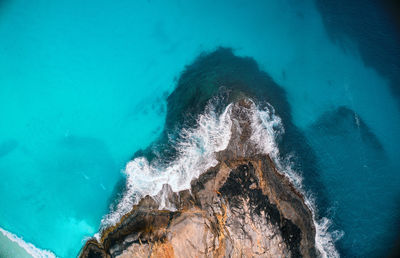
79,99,317,258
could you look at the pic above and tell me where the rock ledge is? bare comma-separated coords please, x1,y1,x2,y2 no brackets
79,100,317,258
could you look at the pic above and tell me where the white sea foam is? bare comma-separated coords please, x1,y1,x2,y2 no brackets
101,99,341,257
249,103,303,187
314,217,344,258
250,103,342,258
0,227,56,258
102,102,233,226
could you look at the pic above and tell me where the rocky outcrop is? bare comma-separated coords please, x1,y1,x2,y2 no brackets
79,99,317,258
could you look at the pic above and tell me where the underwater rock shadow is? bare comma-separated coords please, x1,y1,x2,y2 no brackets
110,47,333,220
311,106,384,151
316,0,400,109
308,105,390,257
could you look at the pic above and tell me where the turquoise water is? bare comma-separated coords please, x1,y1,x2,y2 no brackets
0,0,399,257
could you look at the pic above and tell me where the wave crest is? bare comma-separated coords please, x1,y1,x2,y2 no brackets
101,99,341,257
0,227,56,258
101,101,233,226
251,102,342,258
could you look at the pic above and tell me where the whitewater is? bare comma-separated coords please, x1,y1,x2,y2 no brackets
100,99,341,257
1,0,399,256
0,227,55,258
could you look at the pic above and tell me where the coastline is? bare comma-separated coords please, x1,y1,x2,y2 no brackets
80,100,318,257
79,48,339,257
0,227,55,258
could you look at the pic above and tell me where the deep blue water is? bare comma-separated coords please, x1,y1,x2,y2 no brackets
0,0,399,257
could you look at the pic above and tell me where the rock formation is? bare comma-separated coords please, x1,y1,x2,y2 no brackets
79,99,318,258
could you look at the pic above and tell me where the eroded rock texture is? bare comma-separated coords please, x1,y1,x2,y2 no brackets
80,100,317,258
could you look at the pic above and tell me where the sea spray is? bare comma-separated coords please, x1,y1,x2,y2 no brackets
250,101,342,257
101,101,233,227
0,227,56,258
100,97,341,257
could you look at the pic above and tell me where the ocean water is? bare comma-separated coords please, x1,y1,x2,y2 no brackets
0,0,399,257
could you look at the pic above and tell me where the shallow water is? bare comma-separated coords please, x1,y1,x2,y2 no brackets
0,0,399,257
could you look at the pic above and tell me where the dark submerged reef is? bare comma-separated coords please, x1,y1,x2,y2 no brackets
312,106,384,150
80,99,318,257
308,106,390,257
83,48,331,257
316,0,400,107
134,47,330,216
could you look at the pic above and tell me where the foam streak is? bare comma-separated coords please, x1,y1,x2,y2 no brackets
101,100,341,257
0,227,56,258
102,103,232,226
251,103,342,258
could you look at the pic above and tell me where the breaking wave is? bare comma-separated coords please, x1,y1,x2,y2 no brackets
101,102,233,227
101,99,341,257
251,103,343,257
0,227,56,258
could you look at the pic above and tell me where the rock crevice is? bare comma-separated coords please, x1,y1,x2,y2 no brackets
79,100,317,258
